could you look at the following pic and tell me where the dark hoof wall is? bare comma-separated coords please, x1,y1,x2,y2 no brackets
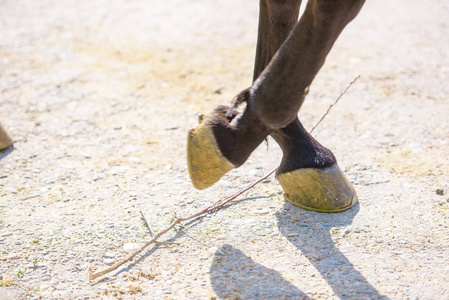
187,118,235,190
276,164,357,212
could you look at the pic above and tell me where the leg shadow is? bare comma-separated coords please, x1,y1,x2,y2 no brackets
0,145,14,162
210,244,309,299
276,201,388,299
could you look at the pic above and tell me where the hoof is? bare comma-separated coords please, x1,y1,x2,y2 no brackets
276,164,357,212
187,117,235,190
0,123,13,150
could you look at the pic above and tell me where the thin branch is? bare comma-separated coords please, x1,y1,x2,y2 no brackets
89,169,276,281
310,75,360,134
89,219,180,280
139,200,155,237
89,75,359,281
180,168,277,222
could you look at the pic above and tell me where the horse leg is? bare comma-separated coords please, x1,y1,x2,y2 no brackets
187,0,365,202
253,0,361,212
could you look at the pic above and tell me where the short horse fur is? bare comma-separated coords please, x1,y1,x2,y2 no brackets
187,0,365,212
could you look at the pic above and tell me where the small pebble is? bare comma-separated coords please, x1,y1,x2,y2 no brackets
123,243,140,252
218,180,231,187
213,85,224,94
104,252,115,258
103,259,116,265
248,169,262,177
4,187,18,194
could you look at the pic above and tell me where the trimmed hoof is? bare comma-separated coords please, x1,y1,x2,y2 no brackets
187,117,235,190
276,164,357,212
0,123,13,150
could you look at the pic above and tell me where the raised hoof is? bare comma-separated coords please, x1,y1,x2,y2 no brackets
276,164,357,212
187,117,235,190
0,123,13,150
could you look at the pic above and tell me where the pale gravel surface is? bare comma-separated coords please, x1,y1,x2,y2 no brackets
1,0,449,299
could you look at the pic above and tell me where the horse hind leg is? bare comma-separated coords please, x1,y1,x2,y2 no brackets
187,0,303,190
253,0,363,212
187,0,364,205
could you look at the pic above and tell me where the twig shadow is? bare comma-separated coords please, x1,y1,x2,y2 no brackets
276,201,389,299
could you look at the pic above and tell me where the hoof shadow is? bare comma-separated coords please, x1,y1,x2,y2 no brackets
210,244,309,299
276,201,388,299
0,145,13,162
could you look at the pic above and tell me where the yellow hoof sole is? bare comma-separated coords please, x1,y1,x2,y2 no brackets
187,119,235,190
276,164,357,212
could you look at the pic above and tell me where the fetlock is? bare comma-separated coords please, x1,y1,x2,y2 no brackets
187,101,271,190
271,118,357,212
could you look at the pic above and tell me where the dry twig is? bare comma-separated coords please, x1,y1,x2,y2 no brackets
139,201,155,237
89,75,360,281
310,75,360,133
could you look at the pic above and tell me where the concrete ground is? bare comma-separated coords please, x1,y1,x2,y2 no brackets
1,0,448,299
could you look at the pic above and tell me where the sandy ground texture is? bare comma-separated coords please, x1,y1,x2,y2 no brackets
1,0,449,299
